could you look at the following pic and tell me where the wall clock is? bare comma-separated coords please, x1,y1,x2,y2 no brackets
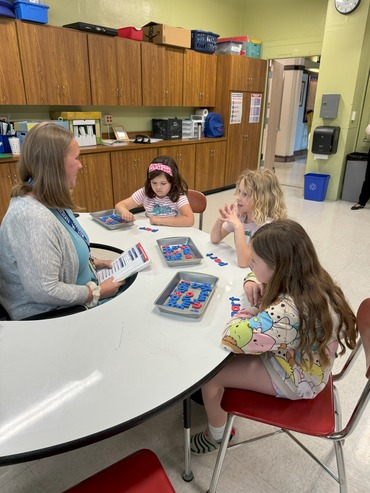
334,0,361,14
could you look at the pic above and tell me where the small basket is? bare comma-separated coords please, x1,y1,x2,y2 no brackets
191,30,219,54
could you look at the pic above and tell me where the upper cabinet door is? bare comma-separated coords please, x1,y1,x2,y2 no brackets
183,50,217,107
88,35,142,106
0,20,26,104
16,22,91,105
88,34,118,106
116,38,142,106
141,43,183,106
225,55,267,92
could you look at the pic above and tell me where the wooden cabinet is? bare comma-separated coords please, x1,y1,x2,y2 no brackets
223,92,263,185
0,162,18,222
73,153,113,212
215,55,267,185
111,148,159,205
183,50,217,107
16,22,91,105
88,35,142,106
195,141,226,191
159,145,196,189
216,55,267,93
0,20,26,104
141,43,183,106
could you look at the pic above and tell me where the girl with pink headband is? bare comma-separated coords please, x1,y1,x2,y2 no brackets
115,156,194,227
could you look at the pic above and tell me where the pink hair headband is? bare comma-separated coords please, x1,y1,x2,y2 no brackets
148,163,173,177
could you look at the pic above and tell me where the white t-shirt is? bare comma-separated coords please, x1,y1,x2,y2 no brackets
131,187,189,217
222,216,272,243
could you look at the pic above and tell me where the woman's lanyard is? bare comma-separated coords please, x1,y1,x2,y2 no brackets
55,209,97,278
56,209,90,249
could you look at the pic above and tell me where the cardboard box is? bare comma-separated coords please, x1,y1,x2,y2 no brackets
142,22,191,49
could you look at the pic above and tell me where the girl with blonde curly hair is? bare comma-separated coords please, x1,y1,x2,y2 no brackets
210,169,287,268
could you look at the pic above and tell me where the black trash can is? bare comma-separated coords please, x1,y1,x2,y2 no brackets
341,152,369,202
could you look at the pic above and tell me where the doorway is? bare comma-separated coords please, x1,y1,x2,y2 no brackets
261,56,320,188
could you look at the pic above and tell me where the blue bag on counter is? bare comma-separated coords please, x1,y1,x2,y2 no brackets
204,112,224,138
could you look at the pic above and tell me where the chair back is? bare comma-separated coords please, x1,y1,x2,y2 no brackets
187,189,207,230
356,298,370,378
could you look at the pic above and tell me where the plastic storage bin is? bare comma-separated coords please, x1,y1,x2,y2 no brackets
215,40,243,55
118,27,143,41
191,30,219,53
341,152,368,202
304,173,330,201
218,36,249,55
246,39,262,58
13,1,49,23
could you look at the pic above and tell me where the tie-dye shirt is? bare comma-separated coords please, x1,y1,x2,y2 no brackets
222,295,339,400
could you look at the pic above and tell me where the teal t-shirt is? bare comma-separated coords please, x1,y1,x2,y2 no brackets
50,209,97,285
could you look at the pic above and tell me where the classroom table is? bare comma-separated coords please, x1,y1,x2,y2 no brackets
0,214,246,471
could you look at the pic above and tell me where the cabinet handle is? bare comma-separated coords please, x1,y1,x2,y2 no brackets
61,85,65,96
120,88,123,97
7,174,12,186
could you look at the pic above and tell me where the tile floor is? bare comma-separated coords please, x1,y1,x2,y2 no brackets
1,162,370,493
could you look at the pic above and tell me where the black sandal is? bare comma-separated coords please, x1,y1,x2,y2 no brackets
351,204,364,210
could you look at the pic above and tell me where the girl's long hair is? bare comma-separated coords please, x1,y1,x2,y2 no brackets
236,169,287,224
144,156,188,202
252,219,357,368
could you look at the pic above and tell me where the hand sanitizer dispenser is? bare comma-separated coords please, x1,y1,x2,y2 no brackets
312,126,340,155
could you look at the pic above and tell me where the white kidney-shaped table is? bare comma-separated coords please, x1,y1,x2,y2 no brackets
0,213,247,479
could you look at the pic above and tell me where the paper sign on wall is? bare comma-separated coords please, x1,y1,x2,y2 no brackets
230,93,243,124
249,94,262,123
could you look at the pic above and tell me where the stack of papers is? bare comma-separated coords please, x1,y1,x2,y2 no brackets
97,242,151,283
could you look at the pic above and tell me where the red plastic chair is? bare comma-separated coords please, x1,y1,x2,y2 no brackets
208,298,370,493
64,449,175,493
187,189,207,230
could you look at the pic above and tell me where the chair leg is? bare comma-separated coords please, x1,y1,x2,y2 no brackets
199,213,203,231
208,414,236,493
334,440,348,493
333,385,343,432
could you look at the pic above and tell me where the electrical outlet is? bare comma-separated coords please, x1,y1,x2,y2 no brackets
103,114,113,125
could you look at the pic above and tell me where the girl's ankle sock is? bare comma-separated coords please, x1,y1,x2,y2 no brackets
208,423,226,442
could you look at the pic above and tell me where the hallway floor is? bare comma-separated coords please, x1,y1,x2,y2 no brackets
1,172,370,493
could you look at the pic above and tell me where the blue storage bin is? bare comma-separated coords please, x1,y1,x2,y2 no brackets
191,30,219,53
304,173,330,201
13,1,49,24
246,39,261,58
0,134,16,154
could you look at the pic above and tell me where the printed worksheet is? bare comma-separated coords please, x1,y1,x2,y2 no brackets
97,243,151,283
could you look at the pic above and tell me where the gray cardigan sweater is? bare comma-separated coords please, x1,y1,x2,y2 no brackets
0,196,89,320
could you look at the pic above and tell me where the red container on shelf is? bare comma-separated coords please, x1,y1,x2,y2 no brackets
118,26,143,41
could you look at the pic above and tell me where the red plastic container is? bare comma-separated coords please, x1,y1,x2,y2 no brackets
118,27,143,41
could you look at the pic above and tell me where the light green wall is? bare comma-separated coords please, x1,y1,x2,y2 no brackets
305,0,370,200
46,0,244,36
239,0,327,59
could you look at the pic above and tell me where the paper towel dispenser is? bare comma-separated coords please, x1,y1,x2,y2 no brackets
312,126,340,155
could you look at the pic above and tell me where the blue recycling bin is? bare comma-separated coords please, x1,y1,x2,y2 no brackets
304,173,330,201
